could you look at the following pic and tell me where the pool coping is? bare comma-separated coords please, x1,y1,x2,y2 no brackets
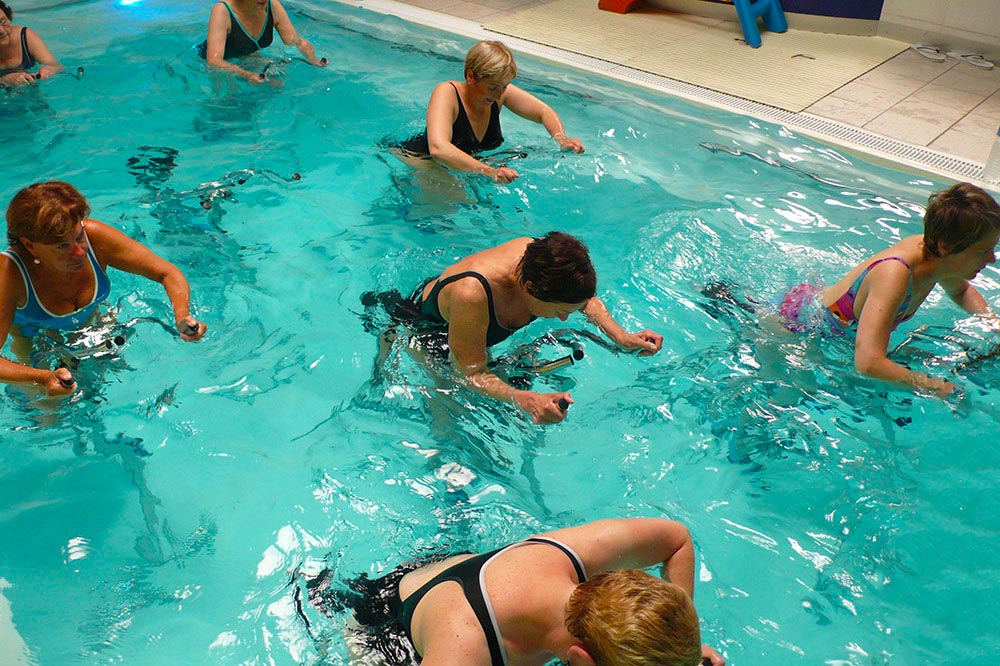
338,0,994,189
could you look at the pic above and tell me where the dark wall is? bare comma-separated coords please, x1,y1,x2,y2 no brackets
779,0,885,21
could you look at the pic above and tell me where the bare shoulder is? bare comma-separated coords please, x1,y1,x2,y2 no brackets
0,252,27,307
441,273,490,307
209,2,233,21
0,251,22,283
82,219,118,245
414,591,491,666
429,81,461,102
536,518,689,569
489,236,532,258
84,219,133,261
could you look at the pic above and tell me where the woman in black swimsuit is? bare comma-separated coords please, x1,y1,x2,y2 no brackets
331,518,724,666
201,0,326,84
408,232,663,425
398,41,585,184
0,1,62,88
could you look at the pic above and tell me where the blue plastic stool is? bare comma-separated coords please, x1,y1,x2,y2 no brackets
732,0,787,48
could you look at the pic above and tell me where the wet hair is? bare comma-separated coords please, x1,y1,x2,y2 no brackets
0,2,11,21
922,182,1000,259
464,41,517,84
518,231,597,304
565,570,702,666
6,181,90,246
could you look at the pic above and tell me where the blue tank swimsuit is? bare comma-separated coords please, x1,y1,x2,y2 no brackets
399,537,587,666
197,0,274,60
2,242,111,337
0,28,37,77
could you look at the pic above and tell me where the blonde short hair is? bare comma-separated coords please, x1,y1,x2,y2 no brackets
464,41,517,84
6,181,90,246
565,570,702,666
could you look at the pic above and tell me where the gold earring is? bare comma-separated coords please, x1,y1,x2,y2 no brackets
33,257,40,265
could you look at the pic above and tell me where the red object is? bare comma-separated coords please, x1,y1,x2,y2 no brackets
597,0,648,13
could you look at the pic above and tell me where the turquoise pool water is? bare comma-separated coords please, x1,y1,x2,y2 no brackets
2,1,998,664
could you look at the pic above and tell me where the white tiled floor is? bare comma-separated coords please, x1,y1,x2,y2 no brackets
385,0,1000,166
812,48,1000,163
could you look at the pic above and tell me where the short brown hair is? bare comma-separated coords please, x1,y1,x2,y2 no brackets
565,570,702,666
0,1,12,21
6,181,90,246
464,41,517,84
922,182,1000,259
518,232,597,304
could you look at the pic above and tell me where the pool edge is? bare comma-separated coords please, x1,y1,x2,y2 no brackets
337,0,993,190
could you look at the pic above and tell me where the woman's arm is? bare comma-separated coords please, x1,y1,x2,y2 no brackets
547,518,725,666
425,82,519,183
87,220,206,340
0,258,75,394
203,2,262,83
442,279,569,424
271,0,326,66
582,296,662,355
941,276,995,318
544,518,695,593
854,264,954,396
24,28,62,79
502,84,584,153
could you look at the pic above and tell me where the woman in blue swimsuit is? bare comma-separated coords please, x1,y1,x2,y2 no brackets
408,232,663,425
397,41,585,184
779,182,1000,397
0,1,62,88
1,181,206,397
200,0,326,84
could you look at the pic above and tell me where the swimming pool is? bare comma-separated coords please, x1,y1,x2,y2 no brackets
2,0,998,663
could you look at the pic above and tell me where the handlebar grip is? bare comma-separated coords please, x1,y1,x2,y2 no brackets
55,362,75,389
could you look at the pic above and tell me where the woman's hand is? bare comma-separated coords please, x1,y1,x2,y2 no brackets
702,645,726,666
616,329,664,356
37,65,61,80
909,371,957,398
46,367,76,397
177,316,207,341
514,390,571,424
1,71,36,87
486,166,519,184
552,132,585,153
295,38,327,67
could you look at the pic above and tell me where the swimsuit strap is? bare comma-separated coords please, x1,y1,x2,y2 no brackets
20,27,33,68
519,537,588,582
830,256,913,326
399,537,589,666
426,271,514,343
222,0,271,45
2,248,43,315
448,81,474,142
